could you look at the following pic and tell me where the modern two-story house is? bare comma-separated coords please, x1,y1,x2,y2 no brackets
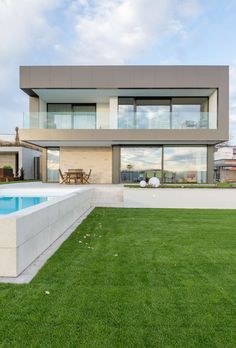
19,65,229,184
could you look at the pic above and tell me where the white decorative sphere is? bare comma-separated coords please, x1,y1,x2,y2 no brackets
139,180,147,188
149,177,160,188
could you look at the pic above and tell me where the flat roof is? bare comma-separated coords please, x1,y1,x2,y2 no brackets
20,65,229,97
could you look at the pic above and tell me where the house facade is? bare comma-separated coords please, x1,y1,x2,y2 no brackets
19,65,229,184
0,134,41,180
214,146,236,182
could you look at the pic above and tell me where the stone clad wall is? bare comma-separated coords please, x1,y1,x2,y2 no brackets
60,147,112,184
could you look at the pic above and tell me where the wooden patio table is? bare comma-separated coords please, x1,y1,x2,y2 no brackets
64,171,85,184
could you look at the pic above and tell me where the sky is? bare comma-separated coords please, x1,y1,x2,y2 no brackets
0,0,236,142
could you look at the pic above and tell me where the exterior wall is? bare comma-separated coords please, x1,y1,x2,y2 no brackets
209,90,218,129
109,97,118,129
207,145,214,184
41,148,47,182
220,168,236,182
96,103,109,129
20,65,229,142
112,146,121,184
39,98,47,128
0,153,16,175
19,128,224,145
21,147,41,180
0,147,41,180
60,147,112,183
29,96,39,128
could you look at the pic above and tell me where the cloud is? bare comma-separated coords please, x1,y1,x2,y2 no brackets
60,0,202,64
0,0,57,62
0,0,62,132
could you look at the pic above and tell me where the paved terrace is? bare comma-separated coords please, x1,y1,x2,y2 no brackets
1,182,236,209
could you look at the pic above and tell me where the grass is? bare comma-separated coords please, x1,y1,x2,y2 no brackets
0,208,236,347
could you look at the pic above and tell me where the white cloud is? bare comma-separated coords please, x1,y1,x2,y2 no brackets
0,0,61,133
0,0,59,64
60,0,202,64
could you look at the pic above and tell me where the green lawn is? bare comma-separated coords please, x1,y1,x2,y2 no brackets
0,208,236,347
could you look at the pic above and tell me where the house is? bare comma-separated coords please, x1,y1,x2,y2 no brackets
214,146,236,182
19,65,229,184
0,133,41,180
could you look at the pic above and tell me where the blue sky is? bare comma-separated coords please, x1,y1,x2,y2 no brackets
0,0,235,142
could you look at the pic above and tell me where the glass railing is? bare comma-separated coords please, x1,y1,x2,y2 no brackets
23,111,217,130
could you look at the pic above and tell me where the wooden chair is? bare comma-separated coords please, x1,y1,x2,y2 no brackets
83,169,92,184
59,169,68,184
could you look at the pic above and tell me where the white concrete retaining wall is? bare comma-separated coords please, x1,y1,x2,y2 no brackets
123,188,236,208
0,189,92,277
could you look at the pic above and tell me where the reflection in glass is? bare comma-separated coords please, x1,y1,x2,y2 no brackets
118,97,211,129
73,105,96,129
118,105,135,128
47,149,59,182
47,104,96,129
163,147,207,183
172,98,208,129
136,105,170,129
48,104,72,129
120,147,162,183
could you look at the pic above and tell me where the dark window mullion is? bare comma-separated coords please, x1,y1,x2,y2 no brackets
134,99,137,129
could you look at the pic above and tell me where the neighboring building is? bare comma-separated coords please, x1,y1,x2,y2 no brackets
0,134,41,179
19,65,229,184
214,146,236,182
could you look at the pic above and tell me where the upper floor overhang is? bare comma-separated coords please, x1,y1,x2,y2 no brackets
19,65,229,145
20,65,229,94
19,128,227,147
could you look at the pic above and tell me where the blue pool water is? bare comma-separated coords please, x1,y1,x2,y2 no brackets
0,196,48,215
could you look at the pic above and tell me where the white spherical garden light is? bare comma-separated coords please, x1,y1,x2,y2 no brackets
139,180,147,188
148,177,160,188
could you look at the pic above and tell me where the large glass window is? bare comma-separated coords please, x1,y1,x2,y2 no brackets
120,147,162,183
118,97,210,129
47,104,96,129
118,98,170,129
136,99,170,129
120,146,207,184
118,104,135,129
163,147,207,183
47,149,59,182
48,104,72,129
172,98,208,129
73,105,96,129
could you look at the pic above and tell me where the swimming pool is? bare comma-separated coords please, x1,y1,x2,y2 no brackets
0,196,48,215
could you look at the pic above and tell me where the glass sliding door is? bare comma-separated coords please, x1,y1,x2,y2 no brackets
118,98,135,128
47,149,60,182
73,105,96,129
47,104,96,129
136,99,170,129
171,98,208,129
47,104,72,129
118,98,170,129
120,147,162,183
163,146,207,183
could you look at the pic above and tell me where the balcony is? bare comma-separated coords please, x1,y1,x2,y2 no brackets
23,111,217,130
